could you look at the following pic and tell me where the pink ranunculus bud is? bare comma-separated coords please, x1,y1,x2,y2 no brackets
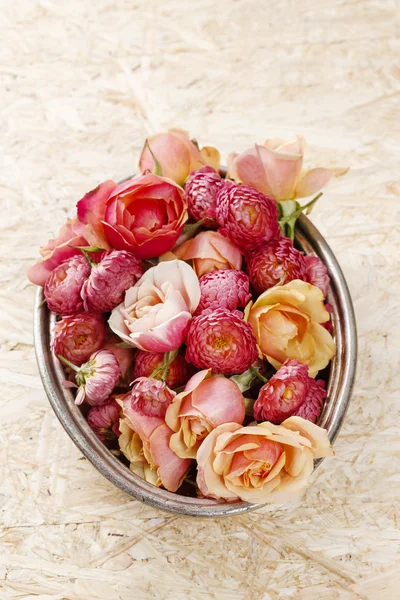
185,166,226,227
195,269,251,315
227,136,348,201
164,230,242,278
44,255,90,315
304,254,330,297
63,349,121,406
28,217,89,287
81,250,144,313
130,377,176,418
166,369,245,458
109,260,200,353
246,238,308,293
133,351,192,389
215,183,279,253
253,359,327,424
53,313,106,366
87,397,121,440
186,308,258,375
138,128,220,186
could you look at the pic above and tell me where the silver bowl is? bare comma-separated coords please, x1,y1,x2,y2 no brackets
33,214,357,517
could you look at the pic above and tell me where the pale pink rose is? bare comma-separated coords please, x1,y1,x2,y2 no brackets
162,231,242,278
166,370,245,459
109,260,200,352
117,393,191,492
196,417,334,504
228,136,348,201
138,128,220,186
28,218,88,287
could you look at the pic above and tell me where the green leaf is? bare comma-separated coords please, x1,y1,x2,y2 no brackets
182,219,205,236
69,245,105,253
145,139,163,177
230,367,261,392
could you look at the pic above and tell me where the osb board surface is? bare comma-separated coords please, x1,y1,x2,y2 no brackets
1,1,399,599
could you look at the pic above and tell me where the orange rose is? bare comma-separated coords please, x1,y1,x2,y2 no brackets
245,279,335,377
196,417,334,503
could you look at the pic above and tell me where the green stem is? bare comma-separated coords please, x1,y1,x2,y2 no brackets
58,355,80,373
249,367,269,385
279,193,322,226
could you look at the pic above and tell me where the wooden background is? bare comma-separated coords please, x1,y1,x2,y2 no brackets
1,1,399,598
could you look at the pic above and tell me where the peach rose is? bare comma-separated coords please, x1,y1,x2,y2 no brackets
139,128,220,186
196,416,334,503
117,393,190,492
165,370,245,459
162,231,242,278
109,259,200,352
228,136,348,201
245,279,335,377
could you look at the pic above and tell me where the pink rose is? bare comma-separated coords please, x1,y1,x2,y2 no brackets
28,218,88,287
166,370,245,459
77,174,188,259
138,128,220,186
196,417,334,504
163,230,242,278
109,260,200,352
228,136,348,201
117,394,191,492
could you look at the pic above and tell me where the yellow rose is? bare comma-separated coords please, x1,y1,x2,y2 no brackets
245,279,335,377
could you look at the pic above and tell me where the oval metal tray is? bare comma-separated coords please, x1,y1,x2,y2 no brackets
34,214,357,517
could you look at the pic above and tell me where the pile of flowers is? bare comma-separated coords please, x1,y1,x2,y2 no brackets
29,129,347,505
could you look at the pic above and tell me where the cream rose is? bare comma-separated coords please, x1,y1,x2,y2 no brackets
109,259,200,353
245,279,335,377
196,416,334,504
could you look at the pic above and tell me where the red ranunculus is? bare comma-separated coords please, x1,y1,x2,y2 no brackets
77,174,188,259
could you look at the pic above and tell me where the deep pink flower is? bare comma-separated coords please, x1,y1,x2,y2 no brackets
53,313,105,366
216,183,279,252
304,254,330,297
133,351,192,389
186,309,258,375
81,250,144,313
130,377,176,418
195,269,251,315
103,332,136,378
322,302,334,333
185,166,225,227
77,174,188,259
44,255,90,315
253,359,327,424
62,349,121,406
246,238,308,293
87,398,121,440
28,218,88,287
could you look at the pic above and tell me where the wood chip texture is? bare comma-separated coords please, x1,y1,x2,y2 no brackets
1,1,399,599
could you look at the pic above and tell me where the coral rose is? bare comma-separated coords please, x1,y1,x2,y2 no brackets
196,417,334,503
117,393,191,492
77,174,188,259
227,136,348,201
245,279,335,377
28,218,88,287
163,230,242,278
138,128,220,186
166,370,245,459
109,259,200,352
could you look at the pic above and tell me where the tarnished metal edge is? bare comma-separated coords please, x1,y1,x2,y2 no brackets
33,213,357,517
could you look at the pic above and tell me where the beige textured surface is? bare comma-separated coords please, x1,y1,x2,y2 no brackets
1,1,400,598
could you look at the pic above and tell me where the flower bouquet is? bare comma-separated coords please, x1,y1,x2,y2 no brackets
30,129,348,505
